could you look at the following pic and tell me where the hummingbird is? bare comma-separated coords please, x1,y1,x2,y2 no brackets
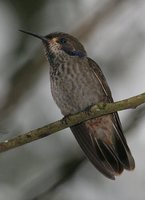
20,30,135,180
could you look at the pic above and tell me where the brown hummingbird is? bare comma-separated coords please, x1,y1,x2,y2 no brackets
20,30,135,180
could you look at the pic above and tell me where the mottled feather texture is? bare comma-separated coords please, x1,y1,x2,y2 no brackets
45,32,135,180
70,58,135,179
20,30,135,179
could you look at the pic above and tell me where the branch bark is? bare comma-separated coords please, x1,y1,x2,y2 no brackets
0,92,145,153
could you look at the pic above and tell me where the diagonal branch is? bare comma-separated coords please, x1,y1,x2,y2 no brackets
0,92,145,153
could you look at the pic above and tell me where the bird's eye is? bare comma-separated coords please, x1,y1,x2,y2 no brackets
60,38,67,44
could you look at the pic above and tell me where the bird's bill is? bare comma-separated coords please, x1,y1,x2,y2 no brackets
19,29,47,42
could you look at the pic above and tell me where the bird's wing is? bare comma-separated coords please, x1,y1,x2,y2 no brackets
71,121,122,180
71,58,135,179
88,58,134,165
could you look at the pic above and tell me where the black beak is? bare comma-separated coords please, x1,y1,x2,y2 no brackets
19,30,47,42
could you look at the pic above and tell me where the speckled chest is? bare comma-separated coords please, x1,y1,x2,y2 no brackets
49,56,104,115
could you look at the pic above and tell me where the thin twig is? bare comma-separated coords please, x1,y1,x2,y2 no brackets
0,92,145,153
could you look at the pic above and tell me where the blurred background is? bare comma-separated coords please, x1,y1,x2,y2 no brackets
0,0,145,199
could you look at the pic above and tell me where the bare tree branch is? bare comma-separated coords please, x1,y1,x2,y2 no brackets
0,92,145,153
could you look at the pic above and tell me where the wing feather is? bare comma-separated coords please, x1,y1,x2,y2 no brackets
88,57,135,170
71,124,116,179
70,58,135,179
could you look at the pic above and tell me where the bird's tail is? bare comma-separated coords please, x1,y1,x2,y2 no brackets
71,114,135,180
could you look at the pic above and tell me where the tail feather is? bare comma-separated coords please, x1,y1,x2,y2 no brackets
71,124,116,180
97,139,124,175
70,114,135,179
114,132,135,170
112,113,135,170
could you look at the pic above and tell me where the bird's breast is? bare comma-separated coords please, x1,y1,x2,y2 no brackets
50,57,105,116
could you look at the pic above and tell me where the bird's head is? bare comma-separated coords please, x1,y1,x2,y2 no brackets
19,30,87,61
